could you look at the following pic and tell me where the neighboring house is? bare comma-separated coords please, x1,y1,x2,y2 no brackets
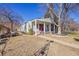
20,18,58,35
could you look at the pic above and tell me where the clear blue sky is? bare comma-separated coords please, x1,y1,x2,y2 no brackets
0,3,47,22
0,3,79,23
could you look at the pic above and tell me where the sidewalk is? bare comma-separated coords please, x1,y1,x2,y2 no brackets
47,42,79,56
38,35,79,49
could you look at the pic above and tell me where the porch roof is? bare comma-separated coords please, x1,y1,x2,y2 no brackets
31,18,52,23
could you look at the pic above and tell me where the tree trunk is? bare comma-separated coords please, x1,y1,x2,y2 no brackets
8,17,13,32
58,4,62,34
11,21,13,32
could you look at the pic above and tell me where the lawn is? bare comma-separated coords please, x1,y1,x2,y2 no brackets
0,35,48,56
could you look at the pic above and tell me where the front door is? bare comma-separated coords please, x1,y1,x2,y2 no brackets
39,24,44,31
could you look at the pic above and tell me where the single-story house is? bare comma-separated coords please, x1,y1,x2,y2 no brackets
19,18,58,35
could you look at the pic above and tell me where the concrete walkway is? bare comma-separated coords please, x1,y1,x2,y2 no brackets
38,35,79,49
47,42,79,56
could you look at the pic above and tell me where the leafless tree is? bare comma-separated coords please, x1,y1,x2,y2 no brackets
0,7,23,32
46,3,62,34
46,3,79,34
0,6,23,56
61,3,79,32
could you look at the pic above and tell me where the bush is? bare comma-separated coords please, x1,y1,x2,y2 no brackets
28,28,33,35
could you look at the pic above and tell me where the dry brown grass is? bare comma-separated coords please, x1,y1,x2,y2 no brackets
0,34,79,56
0,35,47,56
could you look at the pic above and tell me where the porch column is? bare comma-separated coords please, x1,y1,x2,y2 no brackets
49,23,51,33
53,24,55,33
44,22,45,34
38,24,39,31
31,22,33,31
24,22,27,32
35,19,37,35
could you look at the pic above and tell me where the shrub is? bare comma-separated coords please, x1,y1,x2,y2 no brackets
28,28,33,35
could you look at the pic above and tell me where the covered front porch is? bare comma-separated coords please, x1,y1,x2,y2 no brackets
31,18,58,35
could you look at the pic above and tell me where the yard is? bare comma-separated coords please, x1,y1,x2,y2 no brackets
0,35,48,56
0,34,79,56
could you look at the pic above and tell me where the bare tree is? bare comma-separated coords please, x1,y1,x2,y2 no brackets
0,7,23,32
0,6,23,56
57,4,62,34
46,3,62,34
61,3,79,32
46,3,79,34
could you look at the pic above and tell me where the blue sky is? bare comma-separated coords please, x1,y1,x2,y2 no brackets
0,3,79,23
0,3,47,22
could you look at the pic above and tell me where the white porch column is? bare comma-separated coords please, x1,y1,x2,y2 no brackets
38,24,39,32
53,24,55,33
44,22,45,34
31,22,33,31
35,20,37,35
49,23,51,33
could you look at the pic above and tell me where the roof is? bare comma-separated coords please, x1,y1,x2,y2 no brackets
31,18,52,23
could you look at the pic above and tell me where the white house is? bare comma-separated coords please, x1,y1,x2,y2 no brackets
20,18,58,35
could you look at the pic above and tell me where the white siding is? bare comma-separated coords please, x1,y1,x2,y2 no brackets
20,24,26,32
26,21,32,32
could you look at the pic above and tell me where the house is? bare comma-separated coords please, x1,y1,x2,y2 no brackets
20,18,58,35
19,7,59,35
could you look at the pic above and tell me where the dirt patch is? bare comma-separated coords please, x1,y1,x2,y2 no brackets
0,35,47,56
